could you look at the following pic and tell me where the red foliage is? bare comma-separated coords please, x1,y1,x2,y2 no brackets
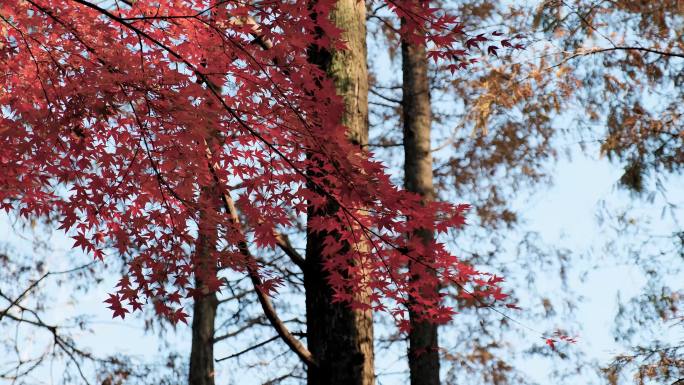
0,0,517,325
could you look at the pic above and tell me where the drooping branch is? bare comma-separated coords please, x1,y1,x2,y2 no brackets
201,141,315,367
217,175,316,367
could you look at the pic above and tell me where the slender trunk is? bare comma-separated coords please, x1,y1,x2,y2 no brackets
189,289,218,385
305,0,374,384
189,189,219,385
401,22,440,385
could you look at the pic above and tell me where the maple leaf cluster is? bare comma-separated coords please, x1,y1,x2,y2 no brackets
388,0,523,72
0,0,515,325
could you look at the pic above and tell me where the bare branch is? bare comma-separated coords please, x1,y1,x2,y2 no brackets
273,232,305,270
215,335,280,362
550,46,684,70
0,261,96,321
213,316,267,343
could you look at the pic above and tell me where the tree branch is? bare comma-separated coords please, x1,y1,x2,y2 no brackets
551,46,684,70
201,140,316,367
369,87,402,104
273,232,305,270
0,261,96,322
213,316,266,343
215,335,280,362
216,172,316,367
588,46,684,59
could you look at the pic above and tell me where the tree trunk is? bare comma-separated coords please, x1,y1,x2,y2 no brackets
305,0,374,384
189,288,218,385
401,22,441,385
189,189,219,385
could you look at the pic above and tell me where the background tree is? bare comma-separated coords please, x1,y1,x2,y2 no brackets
399,1,441,383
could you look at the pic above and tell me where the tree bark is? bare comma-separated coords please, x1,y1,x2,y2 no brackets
189,288,218,385
305,0,374,384
189,189,219,385
401,22,441,385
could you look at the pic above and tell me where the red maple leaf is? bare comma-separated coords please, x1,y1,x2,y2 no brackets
545,338,556,350
104,294,129,320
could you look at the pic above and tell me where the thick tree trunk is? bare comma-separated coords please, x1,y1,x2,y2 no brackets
401,25,441,385
304,239,375,385
305,0,374,384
